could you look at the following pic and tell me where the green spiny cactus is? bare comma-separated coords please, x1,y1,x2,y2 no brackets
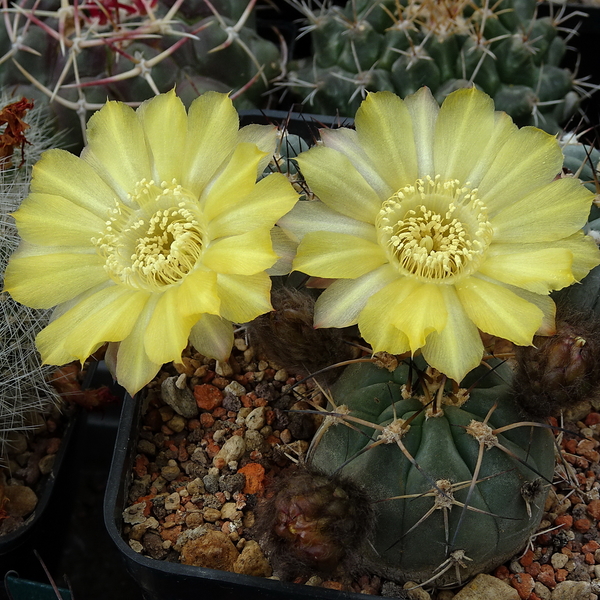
284,0,596,133
0,0,281,149
303,359,555,586
0,94,63,459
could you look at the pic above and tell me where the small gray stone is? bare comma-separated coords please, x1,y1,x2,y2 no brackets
245,407,267,431
222,393,242,412
203,474,220,494
161,376,198,418
224,381,246,397
219,473,245,494
551,581,592,600
137,439,156,456
161,462,181,481
123,502,147,525
164,492,181,511
214,436,246,464
244,429,268,453
535,581,552,600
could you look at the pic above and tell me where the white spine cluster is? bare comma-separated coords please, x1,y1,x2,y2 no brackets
0,94,64,460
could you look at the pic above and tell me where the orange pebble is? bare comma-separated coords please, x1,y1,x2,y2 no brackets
237,462,266,495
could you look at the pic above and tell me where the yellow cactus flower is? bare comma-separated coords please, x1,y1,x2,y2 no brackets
280,87,600,382
5,90,298,395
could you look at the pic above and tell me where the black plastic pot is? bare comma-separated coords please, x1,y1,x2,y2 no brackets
101,108,378,600
104,392,374,600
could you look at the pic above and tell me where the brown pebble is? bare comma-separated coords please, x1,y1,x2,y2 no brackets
574,518,591,532
511,572,535,599
4,485,38,517
180,530,239,571
536,564,556,589
587,500,600,520
233,540,272,577
194,385,224,411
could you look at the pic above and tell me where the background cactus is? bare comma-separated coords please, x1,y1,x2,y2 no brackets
283,0,598,133
0,94,64,460
0,0,282,149
304,359,555,586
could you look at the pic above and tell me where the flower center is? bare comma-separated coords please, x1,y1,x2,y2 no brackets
93,179,206,291
376,176,492,282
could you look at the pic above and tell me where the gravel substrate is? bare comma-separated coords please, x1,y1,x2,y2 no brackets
121,336,600,600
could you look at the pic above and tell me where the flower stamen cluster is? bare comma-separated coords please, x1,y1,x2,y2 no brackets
376,176,492,282
94,179,206,291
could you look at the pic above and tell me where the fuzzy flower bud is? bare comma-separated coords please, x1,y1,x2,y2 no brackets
513,307,600,418
254,467,374,579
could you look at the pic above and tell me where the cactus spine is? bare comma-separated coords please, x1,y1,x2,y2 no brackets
0,94,63,459
284,0,597,133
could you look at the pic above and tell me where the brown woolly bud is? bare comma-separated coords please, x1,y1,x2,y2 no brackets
513,306,600,418
247,287,355,383
253,466,374,579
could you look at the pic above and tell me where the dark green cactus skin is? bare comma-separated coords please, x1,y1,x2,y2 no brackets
309,362,555,585
288,0,580,133
0,1,280,148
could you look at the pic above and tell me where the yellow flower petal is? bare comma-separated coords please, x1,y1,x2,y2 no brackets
268,226,297,276
358,278,412,354
421,285,483,382
83,101,152,200
278,200,377,244
182,91,239,197
319,127,393,199
37,285,149,364
175,269,220,317
64,289,150,361
477,126,564,215
30,149,117,218
143,288,199,365
491,177,594,243
201,142,267,222
434,87,495,184
216,272,272,323
479,246,575,294
189,314,234,362
562,232,600,280
115,295,163,396
5,246,107,308
313,264,398,328
404,86,439,178
293,231,387,278
12,192,106,247
238,123,278,175
137,89,187,184
354,91,418,190
465,111,516,186
202,228,277,275
502,284,556,336
455,276,543,345
392,282,448,353
295,146,383,223
207,172,298,239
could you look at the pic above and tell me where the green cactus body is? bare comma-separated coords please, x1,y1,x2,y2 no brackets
0,1,280,149
288,0,587,133
309,362,555,585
